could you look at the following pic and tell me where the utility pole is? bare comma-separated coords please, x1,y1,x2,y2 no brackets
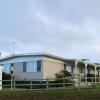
12,41,16,54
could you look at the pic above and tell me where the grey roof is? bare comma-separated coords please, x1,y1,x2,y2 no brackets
0,53,99,68
0,53,76,62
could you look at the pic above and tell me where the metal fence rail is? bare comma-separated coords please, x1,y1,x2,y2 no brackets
0,77,100,91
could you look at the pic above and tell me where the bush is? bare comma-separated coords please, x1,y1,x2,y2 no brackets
55,70,71,78
54,70,74,87
2,72,11,80
87,74,95,77
87,74,94,82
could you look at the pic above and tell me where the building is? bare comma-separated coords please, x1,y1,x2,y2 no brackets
0,53,100,82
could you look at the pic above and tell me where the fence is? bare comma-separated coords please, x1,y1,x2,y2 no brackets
1,77,100,91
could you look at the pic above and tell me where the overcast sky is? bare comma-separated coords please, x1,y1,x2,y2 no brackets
0,0,100,62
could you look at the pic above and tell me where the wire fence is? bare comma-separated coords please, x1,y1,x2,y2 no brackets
0,77,100,91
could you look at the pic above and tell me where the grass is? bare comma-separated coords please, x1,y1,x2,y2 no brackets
0,88,100,100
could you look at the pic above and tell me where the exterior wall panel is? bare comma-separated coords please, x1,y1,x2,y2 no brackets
14,62,43,80
43,57,64,79
0,56,43,80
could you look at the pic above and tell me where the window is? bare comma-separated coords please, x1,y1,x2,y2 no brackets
26,61,37,72
22,60,42,72
23,62,26,72
71,66,74,73
3,64,11,74
81,68,83,73
83,68,85,74
11,63,14,66
64,64,66,70
88,69,90,74
66,66,71,72
37,60,41,72
81,68,85,74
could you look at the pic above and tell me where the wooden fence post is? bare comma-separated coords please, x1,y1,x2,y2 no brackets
11,77,13,91
46,78,49,90
92,77,93,83
63,77,65,88
78,75,81,90
30,81,32,90
13,78,16,91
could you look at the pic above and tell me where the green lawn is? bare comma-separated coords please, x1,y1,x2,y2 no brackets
0,88,100,100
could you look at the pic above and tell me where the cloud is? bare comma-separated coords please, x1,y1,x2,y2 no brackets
0,0,100,62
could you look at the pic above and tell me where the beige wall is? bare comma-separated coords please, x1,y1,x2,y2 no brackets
43,57,64,79
77,67,80,74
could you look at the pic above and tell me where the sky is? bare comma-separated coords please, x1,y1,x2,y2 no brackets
0,0,100,63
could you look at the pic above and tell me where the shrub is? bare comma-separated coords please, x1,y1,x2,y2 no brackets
87,74,98,82
54,70,74,87
55,70,71,78
2,72,11,80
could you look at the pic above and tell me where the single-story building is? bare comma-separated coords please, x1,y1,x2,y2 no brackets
0,53,100,82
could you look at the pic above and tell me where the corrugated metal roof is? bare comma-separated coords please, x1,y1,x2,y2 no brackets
0,53,76,62
0,52,99,68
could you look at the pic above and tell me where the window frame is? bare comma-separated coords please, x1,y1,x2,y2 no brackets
37,60,41,72
23,62,27,72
